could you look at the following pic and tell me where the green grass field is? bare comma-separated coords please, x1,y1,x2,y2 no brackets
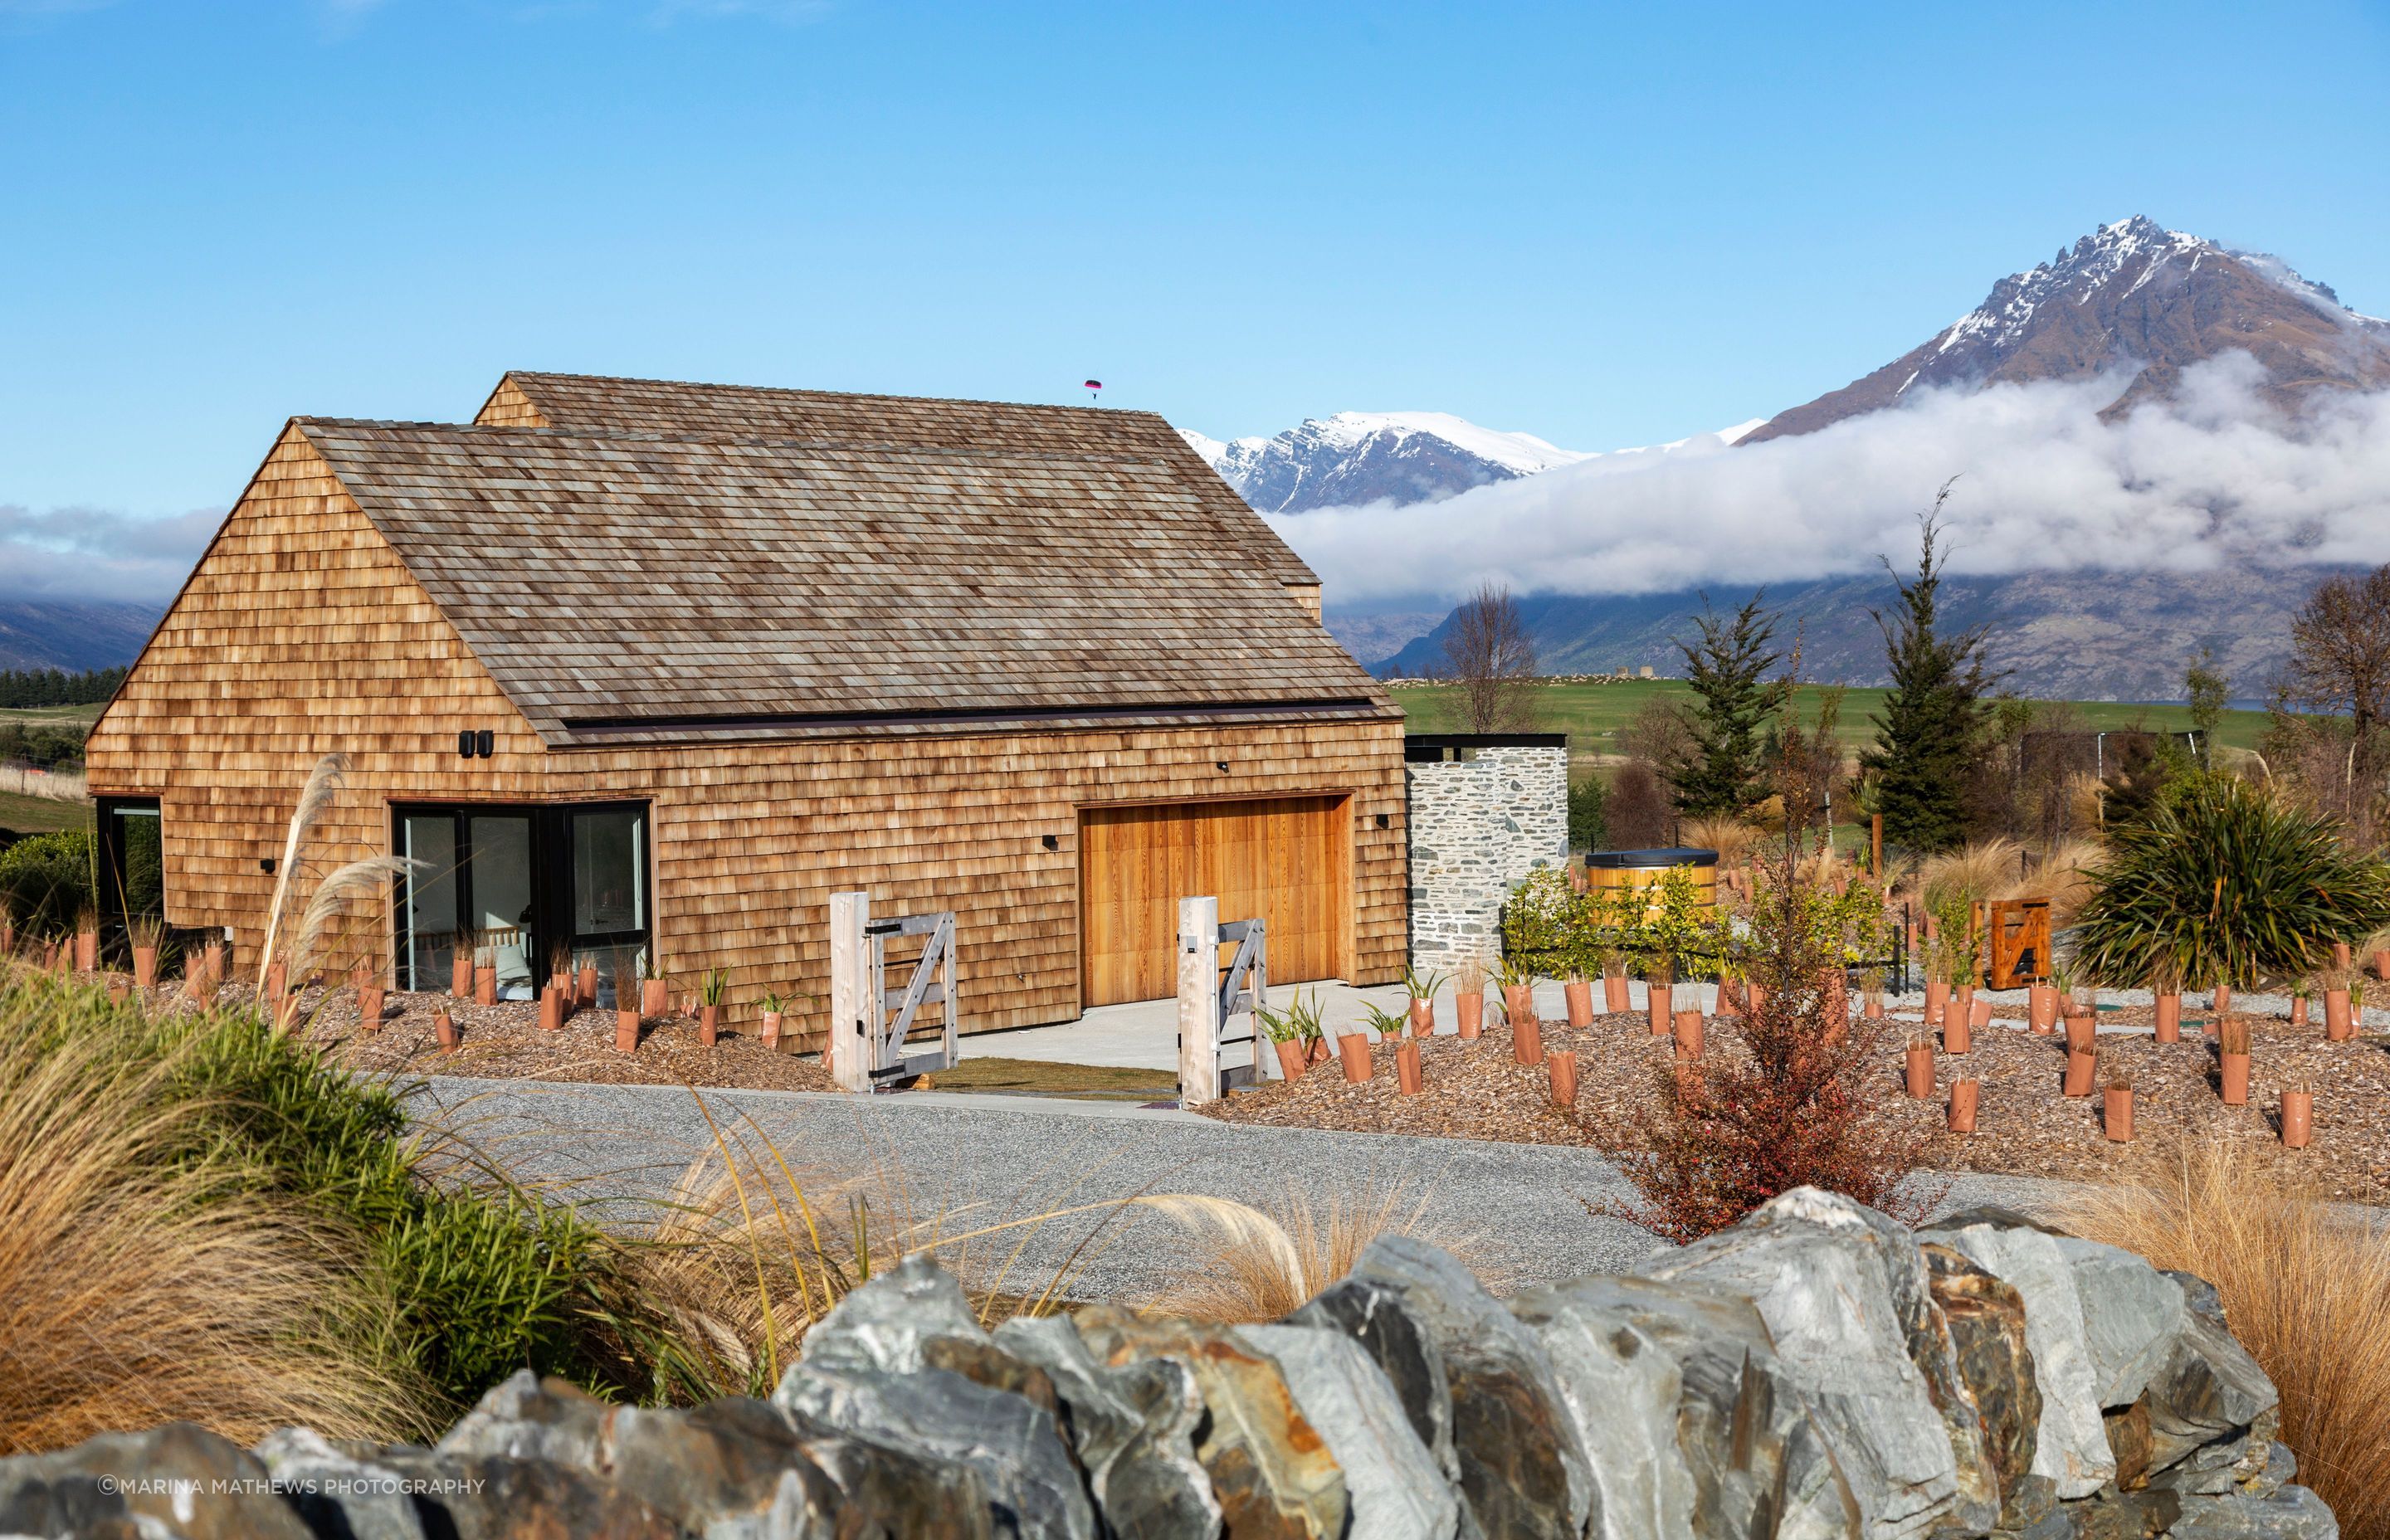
0,704,100,836
1388,678,2271,757
0,791,85,836
0,704,105,729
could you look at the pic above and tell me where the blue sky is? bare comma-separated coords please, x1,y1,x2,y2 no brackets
3,0,2388,575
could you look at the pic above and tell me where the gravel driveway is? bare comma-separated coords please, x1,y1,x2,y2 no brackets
407,1077,2083,1302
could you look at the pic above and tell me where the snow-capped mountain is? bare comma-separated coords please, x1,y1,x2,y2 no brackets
1744,215,2390,442
1182,412,1593,513
1184,411,1763,514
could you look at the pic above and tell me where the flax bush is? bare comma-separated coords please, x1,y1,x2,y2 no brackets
2071,775,2390,989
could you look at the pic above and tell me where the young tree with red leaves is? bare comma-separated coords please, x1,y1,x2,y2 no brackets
1603,675,1936,1242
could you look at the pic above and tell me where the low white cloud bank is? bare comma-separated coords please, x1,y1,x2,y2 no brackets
1271,353,2390,606
0,504,221,603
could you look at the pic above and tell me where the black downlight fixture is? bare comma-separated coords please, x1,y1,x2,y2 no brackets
456,730,495,759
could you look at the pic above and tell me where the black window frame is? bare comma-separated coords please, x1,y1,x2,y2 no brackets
388,800,651,992
94,795,164,962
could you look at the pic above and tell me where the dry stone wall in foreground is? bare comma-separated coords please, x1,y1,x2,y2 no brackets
0,1189,2335,1539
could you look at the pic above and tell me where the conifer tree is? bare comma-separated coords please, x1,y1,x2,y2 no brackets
1670,593,1783,818
1860,487,1993,853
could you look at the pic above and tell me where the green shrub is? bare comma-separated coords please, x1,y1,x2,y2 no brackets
1500,868,1589,978
1568,775,1608,852
165,1010,618,1405
0,829,92,936
2071,777,2390,989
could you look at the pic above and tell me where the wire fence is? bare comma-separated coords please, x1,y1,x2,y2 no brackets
0,763,89,803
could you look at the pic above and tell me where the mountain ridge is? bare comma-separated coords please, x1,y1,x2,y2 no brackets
1379,565,2327,704
1182,411,1593,513
0,600,162,673
1742,215,2390,442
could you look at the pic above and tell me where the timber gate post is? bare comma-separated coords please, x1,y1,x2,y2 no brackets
1177,895,1268,1108
1178,896,1222,1106
829,891,870,1094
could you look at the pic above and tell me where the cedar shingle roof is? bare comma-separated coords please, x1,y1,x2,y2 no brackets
297,395,1388,748
483,370,1318,587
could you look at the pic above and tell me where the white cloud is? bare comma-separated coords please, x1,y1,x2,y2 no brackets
0,505,220,603
1272,353,2390,607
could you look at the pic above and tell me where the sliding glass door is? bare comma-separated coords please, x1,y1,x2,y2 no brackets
393,802,649,1000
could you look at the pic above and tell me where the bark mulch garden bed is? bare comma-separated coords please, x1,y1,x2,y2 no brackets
269,985,838,1093
1196,1011,2390,1206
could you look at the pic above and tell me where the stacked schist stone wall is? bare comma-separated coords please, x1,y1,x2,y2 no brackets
0,1189,2334,1540
1407,743,1569,973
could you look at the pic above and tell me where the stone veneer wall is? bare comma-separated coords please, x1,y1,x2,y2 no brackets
1406,744,1568,972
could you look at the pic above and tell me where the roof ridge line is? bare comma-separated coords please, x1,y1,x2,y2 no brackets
298,415,1212,466
505,369,1161,424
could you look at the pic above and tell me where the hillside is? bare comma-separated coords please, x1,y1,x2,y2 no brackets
0,600,162,671
1383,564,2323,702
1388,676,2271,756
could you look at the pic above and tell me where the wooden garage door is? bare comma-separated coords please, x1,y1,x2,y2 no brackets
1080,796,1351,1007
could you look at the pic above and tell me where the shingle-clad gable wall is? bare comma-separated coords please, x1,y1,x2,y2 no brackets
83,428,544,949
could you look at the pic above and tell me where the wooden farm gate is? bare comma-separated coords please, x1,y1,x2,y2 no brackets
1985,899,2051,990
827,891,958,1094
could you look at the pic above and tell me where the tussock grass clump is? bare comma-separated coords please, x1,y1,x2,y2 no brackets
0,970,427,1452
1139,1178,1471,1323
0,965,656,1446
1682,816,1758,866
1918,838,2022,915
607,1116,1474,1392
596,1138,949,1403
2059,1140,2390,1540
2012,837,2105,924
598,1110,1200,1399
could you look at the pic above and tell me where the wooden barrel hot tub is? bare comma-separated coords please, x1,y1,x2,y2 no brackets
1583,846,1719,914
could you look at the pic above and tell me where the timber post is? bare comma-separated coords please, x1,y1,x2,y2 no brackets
1178,895,1222,1107
828,890,869,1094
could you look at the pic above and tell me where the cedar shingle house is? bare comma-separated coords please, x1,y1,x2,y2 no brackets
83,373,1406,1041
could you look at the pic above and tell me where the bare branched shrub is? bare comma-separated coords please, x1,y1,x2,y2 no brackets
1607,761,1675,848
